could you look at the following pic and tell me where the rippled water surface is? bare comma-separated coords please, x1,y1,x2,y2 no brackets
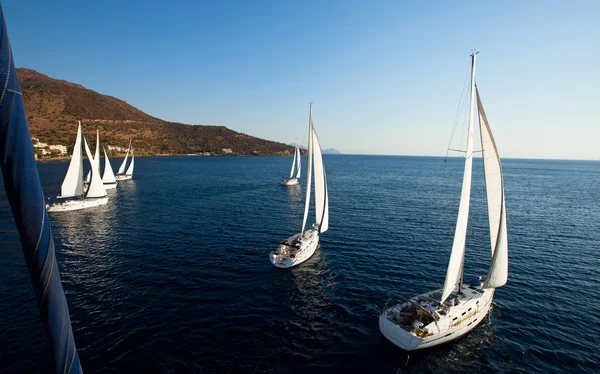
1,155,599,373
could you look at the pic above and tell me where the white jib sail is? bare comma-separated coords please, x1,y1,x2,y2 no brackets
301,105,314,234
126,149,134,176
295,146,301,179
102,147,117,184
441,53,477,304
477,88,508,289
59,121,84,198
311,126,329,234
289,146,297,178
83,136,107,198
118,146,130,174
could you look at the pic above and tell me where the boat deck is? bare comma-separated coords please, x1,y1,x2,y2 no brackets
385,283,487,334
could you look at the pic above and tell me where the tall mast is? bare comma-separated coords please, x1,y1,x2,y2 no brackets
440,52,477,304
301,103,313,235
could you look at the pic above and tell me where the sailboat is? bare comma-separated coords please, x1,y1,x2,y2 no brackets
281,145,302,185
47,123,109,212
115,139,134,181
102,147,117,189
379,52,508,350
270,103,329,268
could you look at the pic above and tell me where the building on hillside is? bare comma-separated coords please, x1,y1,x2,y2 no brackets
33,141,47,148
49,145,68,155
222,148,233,154
107,145,124,152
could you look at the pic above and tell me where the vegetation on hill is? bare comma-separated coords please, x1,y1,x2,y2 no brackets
17,68,294,156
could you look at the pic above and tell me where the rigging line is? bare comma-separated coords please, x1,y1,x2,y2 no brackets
438,62,470,225
444,63,471,162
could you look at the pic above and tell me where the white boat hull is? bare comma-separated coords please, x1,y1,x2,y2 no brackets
379,283,494,351
270,229,319,268
115,174,132,181
103,182,117,189
47,196,109,212
281,177,299,186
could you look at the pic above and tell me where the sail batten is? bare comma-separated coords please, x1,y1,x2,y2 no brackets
59,121,84,198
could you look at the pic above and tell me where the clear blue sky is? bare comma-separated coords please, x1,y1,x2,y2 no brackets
3,0,599,159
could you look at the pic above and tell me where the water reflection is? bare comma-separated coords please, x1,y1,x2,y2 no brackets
285,250,340,358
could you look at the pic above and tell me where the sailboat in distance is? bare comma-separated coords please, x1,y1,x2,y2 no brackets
115,139,134,181
379,52,509,350
47,123,109,212
270,103,329,268
281,145,301,185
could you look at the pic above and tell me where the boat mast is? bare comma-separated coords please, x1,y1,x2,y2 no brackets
458,51,478,293
440,52,477,303
301,103,313,235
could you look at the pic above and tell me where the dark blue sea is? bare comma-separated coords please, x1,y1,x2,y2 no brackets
1,155,599,373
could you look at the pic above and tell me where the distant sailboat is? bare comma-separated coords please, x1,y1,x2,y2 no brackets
47,123,109,212
115,139,134,181
102,147,117,189
379,52,508,350
270,103,329,268
281,145,302,185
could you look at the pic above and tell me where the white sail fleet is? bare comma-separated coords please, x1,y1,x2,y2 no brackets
46,121,134,212
45,53,509,351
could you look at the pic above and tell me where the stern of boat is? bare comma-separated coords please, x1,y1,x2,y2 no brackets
280,178,299,186
379,310,423,351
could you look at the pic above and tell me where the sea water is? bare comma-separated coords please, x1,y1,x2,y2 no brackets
1,156,599,373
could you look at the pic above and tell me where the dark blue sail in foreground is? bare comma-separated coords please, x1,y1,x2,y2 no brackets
0,6,82,374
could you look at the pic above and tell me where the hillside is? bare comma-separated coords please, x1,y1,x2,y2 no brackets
17,68,294,156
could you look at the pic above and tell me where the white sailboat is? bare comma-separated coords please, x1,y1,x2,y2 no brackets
281,145,302,185
379,52,508,350
115,139,134,181
270,103,329,268
102,147,117,189
47,124,109,212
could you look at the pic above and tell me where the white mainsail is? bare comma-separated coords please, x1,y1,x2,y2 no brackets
441,53,477,304
477,88,508,289
312,127,329,234
289,146,297,178
94,131,100,173
102,147,117,184
126,149,134,176
118,145,130,174
59,121,84,198
301,105,314,234
83,136,107,198
295,146,301,179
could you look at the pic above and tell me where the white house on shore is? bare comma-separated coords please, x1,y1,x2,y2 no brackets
49,144,68,154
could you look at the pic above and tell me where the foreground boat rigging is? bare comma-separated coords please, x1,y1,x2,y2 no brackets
379,52,509,350
271,103,329,268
